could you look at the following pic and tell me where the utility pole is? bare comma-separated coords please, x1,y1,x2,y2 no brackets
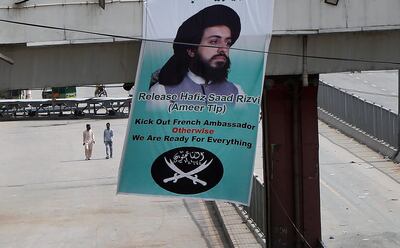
392,70,400,161
265,74,322,248
396,70,400,160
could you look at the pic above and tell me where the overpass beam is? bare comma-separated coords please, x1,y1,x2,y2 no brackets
263,74,321,247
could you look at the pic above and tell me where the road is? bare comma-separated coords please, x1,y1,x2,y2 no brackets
320,70,399,113
5,73,400,247
2,118,399,247
0,118,231,248
319,121,400,247
252,120,400,247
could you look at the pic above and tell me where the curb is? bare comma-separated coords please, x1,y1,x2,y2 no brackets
208,201,235,248
232,204,266,246
211,201,263,247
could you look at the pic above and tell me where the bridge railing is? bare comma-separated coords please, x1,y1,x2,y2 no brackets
318,81,398,148
235,175,266,242
0,97,131,121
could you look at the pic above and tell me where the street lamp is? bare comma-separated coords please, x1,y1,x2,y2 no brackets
14,0,29,4
325,0,339,6
0,52,14,65
99,0,105,9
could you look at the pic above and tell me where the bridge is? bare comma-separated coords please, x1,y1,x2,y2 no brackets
1,1,400,247
1,0,400,88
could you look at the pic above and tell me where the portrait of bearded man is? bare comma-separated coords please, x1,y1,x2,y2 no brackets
149,4,244,106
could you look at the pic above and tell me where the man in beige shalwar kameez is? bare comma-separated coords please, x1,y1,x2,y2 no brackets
83,124,95,160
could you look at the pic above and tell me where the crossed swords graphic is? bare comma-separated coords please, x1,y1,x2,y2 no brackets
163,157,213,186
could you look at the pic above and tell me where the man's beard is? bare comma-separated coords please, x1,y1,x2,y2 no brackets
189,53,231,83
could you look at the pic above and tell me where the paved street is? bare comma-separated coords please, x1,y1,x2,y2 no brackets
319,121,400,247
252,121,400,247
0,119,231,248
1,98,400,247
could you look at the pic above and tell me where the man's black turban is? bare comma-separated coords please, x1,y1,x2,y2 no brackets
158,4,241,85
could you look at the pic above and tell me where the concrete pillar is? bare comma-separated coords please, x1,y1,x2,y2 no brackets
263,74,321,247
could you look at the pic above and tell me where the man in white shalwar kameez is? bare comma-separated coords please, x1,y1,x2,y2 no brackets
83,124,95,160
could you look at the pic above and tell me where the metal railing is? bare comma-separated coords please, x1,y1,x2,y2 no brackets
236,175,266,240
318,81,398,148
0,97,131,121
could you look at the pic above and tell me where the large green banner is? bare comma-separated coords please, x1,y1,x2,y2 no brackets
118,0,274,204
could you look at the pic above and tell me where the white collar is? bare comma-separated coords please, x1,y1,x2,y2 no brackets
188,70,210,85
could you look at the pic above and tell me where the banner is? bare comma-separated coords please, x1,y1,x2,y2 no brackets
118,0,274,205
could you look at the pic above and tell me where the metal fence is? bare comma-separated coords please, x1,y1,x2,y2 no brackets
0,97,131,121
237,175,266,238
318,81,398,147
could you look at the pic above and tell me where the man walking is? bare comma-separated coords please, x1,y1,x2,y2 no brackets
83,124,95,160
103,122,114,159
